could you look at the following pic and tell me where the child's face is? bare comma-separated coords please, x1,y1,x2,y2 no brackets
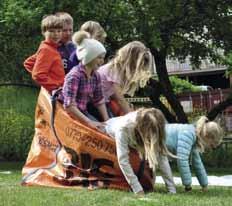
87,54,105,70
61,24,73,43
44,28,62,44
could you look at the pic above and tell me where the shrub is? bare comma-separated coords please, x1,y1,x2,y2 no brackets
0,86,38,161
169,76,202,94
0,109,34,160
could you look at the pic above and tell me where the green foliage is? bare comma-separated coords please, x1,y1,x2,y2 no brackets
203,144,232,168
224,51,232,77
169,76,201,94
0,0,231,83
0,86,38,160
0,109,34,160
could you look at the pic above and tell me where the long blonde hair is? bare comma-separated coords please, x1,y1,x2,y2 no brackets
125,108,169,171
109,41,154,96
195,116,223,152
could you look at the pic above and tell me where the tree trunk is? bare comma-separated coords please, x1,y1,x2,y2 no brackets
146,79,177,122
152,49,188,123
207,93,232,120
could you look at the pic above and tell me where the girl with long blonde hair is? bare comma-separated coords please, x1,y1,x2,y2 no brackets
165,116,223,192
105,108,176,194
98,41,154,115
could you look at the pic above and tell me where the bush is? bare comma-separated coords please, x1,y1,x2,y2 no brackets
169,76,202,94
0,109,34,160
203,144,232,168
0,86,38,161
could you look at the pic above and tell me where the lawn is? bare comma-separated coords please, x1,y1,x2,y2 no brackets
0,162,232,206
0,86,232,206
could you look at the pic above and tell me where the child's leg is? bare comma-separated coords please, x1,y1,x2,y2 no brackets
157,155,176,193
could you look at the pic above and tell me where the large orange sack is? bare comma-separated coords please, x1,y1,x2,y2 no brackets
22,88,153,191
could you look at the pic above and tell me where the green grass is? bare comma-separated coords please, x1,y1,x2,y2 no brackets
0,162,232,206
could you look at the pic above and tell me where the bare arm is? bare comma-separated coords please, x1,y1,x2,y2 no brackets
96,103,109,121
65,105,104,131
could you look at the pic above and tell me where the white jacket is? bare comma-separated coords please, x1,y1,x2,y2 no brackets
105,111,176,193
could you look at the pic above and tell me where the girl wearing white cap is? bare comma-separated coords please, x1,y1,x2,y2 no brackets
61,31,109,131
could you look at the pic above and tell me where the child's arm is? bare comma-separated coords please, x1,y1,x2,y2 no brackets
24,54,36,73
96,103,109,121
157,155,176,193
191,148,208,189
111,83,132,114
115,130,144,194
176,130,195,189
65,104,104,131
93,74,109,121
32,48,63,92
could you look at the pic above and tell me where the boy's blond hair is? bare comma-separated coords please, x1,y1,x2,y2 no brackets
196,116,223,152
125,108,170,171
41,15,63,34
80,21,107,42
109,41,154,96
55,12,73,25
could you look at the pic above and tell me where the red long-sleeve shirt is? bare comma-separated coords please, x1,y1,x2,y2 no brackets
24,39,65,92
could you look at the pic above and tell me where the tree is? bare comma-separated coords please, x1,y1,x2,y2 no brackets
120,0,232,122
1,0,232,122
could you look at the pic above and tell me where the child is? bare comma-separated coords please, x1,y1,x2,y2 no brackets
98,41,154,115
24,12,76,74
56,12,76,74
69,21,107,68
105,108,176,194
165,116,223,191
61,31,109,131
26,15,65,93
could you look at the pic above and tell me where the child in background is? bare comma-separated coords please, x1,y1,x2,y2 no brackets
56,12,76,74
24,12,75,74
69,21,107,68
98,41,154,115
165,116,223,192
105,108,176,194
61,31,109,131
27,15,64,93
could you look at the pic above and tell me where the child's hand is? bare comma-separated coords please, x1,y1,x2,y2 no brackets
88,121,105,132
185,186,192,192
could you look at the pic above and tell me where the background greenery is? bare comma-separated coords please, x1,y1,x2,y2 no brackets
1,0,232,122
0,86,38,160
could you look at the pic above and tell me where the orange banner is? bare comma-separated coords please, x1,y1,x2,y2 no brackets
22,88,153,191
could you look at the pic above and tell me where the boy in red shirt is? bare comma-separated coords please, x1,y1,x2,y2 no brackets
24,12,75,75
25,15,65,93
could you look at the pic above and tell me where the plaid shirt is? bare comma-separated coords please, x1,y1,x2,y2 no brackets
62,64,104,112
